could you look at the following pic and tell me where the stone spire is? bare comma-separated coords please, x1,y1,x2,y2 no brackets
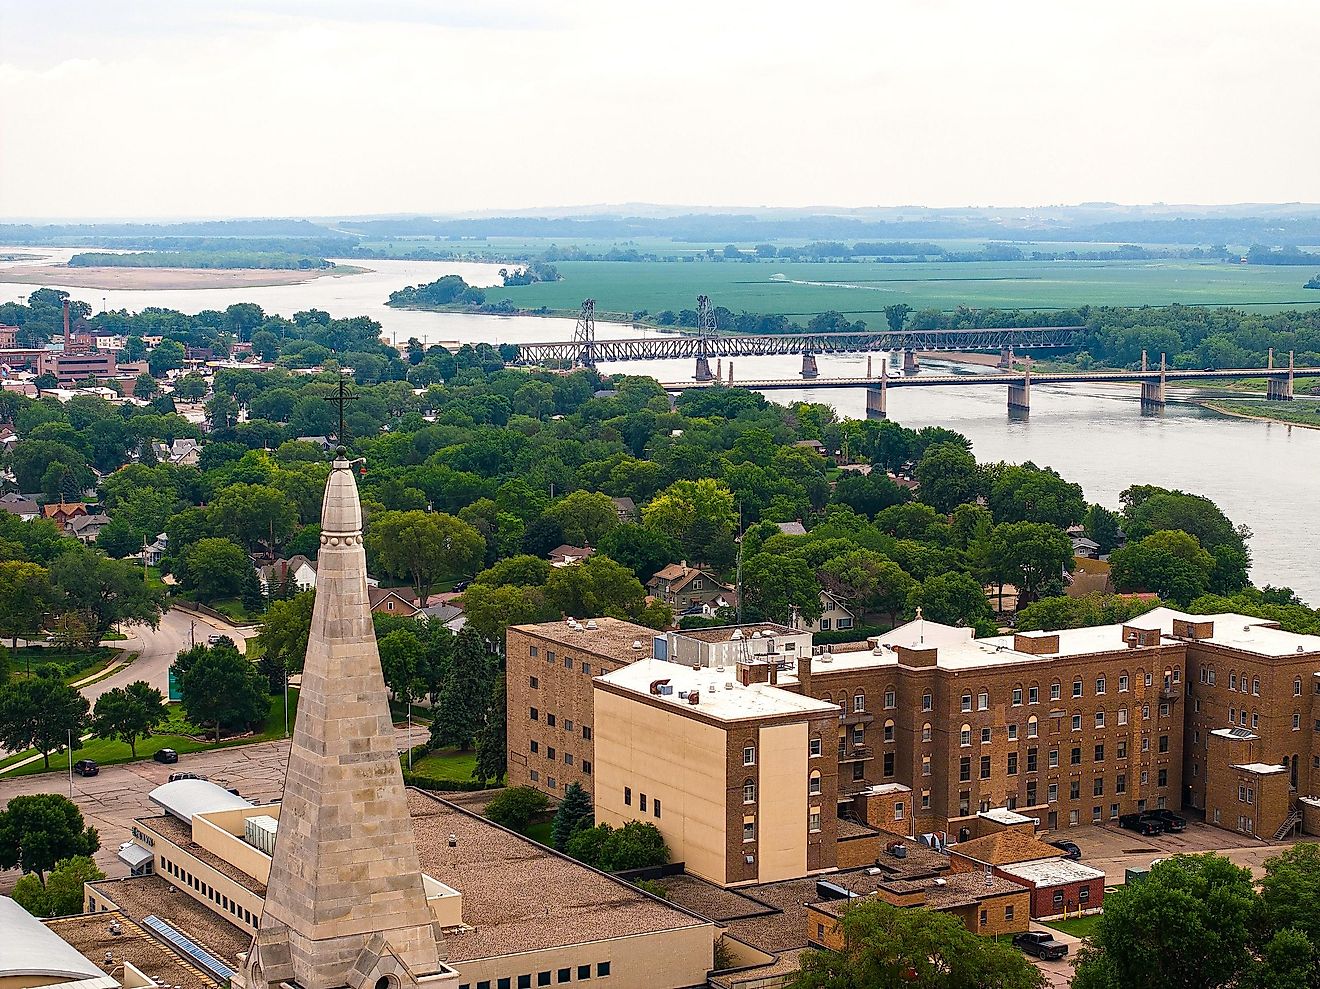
237,455,446,989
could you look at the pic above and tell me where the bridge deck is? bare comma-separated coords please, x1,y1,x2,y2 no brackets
659,367,1319,391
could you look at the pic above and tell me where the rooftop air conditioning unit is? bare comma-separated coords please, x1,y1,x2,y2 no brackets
724,682,734,690
586,620,598,630
820,655,833,663
631,640,643,650
745,855,755,864
866,867,882,876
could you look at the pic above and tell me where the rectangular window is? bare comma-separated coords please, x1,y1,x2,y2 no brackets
530,740,539,754
1006,905,1015,922
1029,686,1039,704
744,746,756,766
978,691,989,711
1012,687,1023,706
819,618,831,631
884,689,896,709
1117,740,1127,759
980,756,991,779
564,720,573,732
1072,715,1082,731
852,762,864,781
883,752,895,777
639,794,647,812
853,694,865,713
1049,749,1060,769
1117,774,1126,794
538,974,551,987
808,812,821,833
583,725,592,740
1048,783,1058,803
577,967,590,981
961,727,971,746
547,651,555,664
624,787,631,806
1008,724,1018,741
1119,675,1129,692
1096,677,1106,695
838,617,853,629
582,661,591,674
1093,777,1104,796
530,770,539,782
960,757,971,782
547,746,556,761
1093,806,1102,822
563,656,571,669
962,695,973,713
922,693,933,712
1007,752,1018,775
530,676,539,689
597,963,610,978
1027,780,1037,804
1158,769,1168,787
923,724,933,742
558,969,571,984
1295,714,1302,731
530,707,539,721
1079,886,1091,903
564,753,573,766
530,646,539,657
547,713,556,727
922,790,931,809
1073,679,1083,698
1071,747,1081,766
1095,744,1105,762
981,727,992,743
583,760,592,775
922,755,932,776
653,799,661,819
1027,748,1038,772
1159,735,1169,753
1051,682,1062,701
743,821,756,842
546,776,556,789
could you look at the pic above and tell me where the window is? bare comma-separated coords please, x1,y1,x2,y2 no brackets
564,720,573,732
530,741,539,754
654,799,661,819
1093,778,1104,796
1095,744,1105,762
530,646,539,658
1049,749,1060,769
1230,706,1237,723
922,723,933,743
1118,707,1128,726
564,753,573,766
1027,781,1037,804
819,618,831,631
624,787,631,806
595,961,610,978
1159,734,1169,753
894,801,905,821
809,812,821,833
1072,715,1082,732
1071,746,1082,766
1209,669,1216,685
582,662,591,675
980,755,991,779
1048,782,1059,803
853,693,866,713
1145,672,1153,687
1230,672,1238,690
1070,781,1080,799
884,752,895,777
1029,685,1040,704
1251,711,1258,728
961,725,972,746
583,760,592,775
743,821,756,842
981,727,992,744
1012,687,1023,706
922,755,932,776
1158,769,1168,787
884,689,896,709
1008,723,1018,741
538,974,551,988
1253,677,1260,695
530,676,539,689
1297,678,1304,697
582,725,592,740
1079,886,1091,903
1142,704,1150,721
1095,711,1105,728
1295,714,1302,731
1142,736,1150,752
1073,678,1083,698
744,745,756,766
884,720,895,743
961,692,973,713
639,794,647,812
978,690,989,711
1119,674,1129,692
577,967,591,982
853,725,865,746
1007,752,1018,775
810,737,822,757
838,617,853,630
547,651,555,665
1096,677,1106,695
530,770,539,782
547,776,556,789
558,969,571,984
530,707,539,721
922,789,931,809
809,772,822,796
1006,905,1015,922
1117,773,1126,794
960,757,971,782
744,780,756,803
1092,806,1102,822
547,713,556,727
922,691,933,712
853,762,864,781
547,746,556,761
1027,717,1038,739
1027,748,1038,772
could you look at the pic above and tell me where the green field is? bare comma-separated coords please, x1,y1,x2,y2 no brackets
453,259,1320,322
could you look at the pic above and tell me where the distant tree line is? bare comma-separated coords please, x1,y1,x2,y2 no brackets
68,251,335,270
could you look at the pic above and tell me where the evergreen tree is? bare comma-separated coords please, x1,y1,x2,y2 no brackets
432,628,490,751
240,562,265,614
473,674,507,784
551,782,593,850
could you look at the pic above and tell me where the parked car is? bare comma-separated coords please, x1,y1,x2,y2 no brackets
73,759,99,777
153,748,179,764
1143,809,1186,832
1013,931,1069,961
206,633,223,645
1119,812,1163,835
1050,839,1083,860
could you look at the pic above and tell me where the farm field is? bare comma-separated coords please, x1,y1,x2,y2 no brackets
442,259,1320,323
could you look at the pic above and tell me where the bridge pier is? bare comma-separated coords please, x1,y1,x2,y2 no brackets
903,349,920,374
1140,380,1166,411
727,361,734,385
1266,349,1295,400
998,347,1014,370
715,358,722,382
694,355,713,381
1007,357,1031,415
801,352,819,378
865,362,889,419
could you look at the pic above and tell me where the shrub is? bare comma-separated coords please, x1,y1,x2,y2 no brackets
484,786,549,831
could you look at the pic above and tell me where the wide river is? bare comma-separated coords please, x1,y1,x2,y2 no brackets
3,252,1318,604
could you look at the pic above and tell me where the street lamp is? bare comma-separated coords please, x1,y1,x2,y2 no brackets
67,729,73,799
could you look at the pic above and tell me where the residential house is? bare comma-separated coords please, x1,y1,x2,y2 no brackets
140,532,168,566
1071,535,1101,559
168,438,202,465
610,496,639,523
42,501,87,527
66,512,111,543
418,601,466,633
296,435,334,453
793,439,827,456
809,589,857,634
548,544,595,566
367,586,418,616
948,824,1106,919
258,554,318,594
0,492,38,520
774,520,808,537
647,562,735,614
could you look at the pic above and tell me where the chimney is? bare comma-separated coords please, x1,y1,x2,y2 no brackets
62,299,70,347
797,654,812,695
769,660,778,687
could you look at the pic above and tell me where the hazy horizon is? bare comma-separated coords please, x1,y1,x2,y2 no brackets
3,0,1318,219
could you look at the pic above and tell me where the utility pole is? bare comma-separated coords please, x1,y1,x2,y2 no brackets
67,729,73,798
283,663,290,738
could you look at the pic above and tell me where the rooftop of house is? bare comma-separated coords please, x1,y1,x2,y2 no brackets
774,521,807,536
598,658,840,723
510,616,656,665
407,790,711,963
44,908,223,989
812,871,1026,916
67,512,110,533
547,543,595,561
997,856,1106,887
949,830,1063,867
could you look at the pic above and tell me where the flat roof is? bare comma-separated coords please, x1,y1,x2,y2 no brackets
597,658,840,722
149,778,252,822
1233,762,1288,775
999,857,1106,887
509,617,657,665
44,909,222,989
86,874,251,967
408,790,712,962
673,623,803,644
0,895,107,981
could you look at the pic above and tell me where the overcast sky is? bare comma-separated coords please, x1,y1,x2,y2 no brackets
2,0,1317,219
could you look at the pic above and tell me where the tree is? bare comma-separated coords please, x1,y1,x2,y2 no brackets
172,373,208,401
1016,593,1160,632
907,572,994,633
473,674,507,784
573,820,669,872
551,782,594,850
148,339,185,377
988,521,1074,604
1085,504,1124,553
0,561,55,649
596,525,681,583
432,628,491,751
642,478,737,564
1258,842,1320,946
883,303,912,332
988,463,1086,528
1110,530,1215,605
460,583,553,647
255,592,314,677
0,675,90,768
366,510,486,605
543,555,647,620
790,898,1044,989
133,372,159,399
831,472,908,518
89,681,167,758
0,794,100,884
544,490,620,546
178,537,251,601
914,442,982,513
818,550,915,626
174,642,270,742
48,546,165,638
15,855,105,915
1072,854,1256,989
379,627,425,706
209,483,298,554
484,786,549,831
741,552,822,624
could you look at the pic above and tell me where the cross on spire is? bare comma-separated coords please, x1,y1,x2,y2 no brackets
324,376,357,453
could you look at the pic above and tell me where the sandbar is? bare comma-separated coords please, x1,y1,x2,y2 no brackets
0,264,365,291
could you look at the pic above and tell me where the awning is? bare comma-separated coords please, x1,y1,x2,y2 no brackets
117,843,154,868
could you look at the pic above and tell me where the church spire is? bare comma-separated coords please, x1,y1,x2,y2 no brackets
237,454,445,989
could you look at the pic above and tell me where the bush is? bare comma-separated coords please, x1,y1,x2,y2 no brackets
567,820,670,872
813,623,887,645
484,786,549,831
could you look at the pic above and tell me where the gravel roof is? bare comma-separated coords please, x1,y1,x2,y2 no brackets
45,910,222,989
85,875,250,967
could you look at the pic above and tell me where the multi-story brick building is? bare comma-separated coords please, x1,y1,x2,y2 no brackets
507,606,1320,880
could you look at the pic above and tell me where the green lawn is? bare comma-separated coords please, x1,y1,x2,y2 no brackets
7,646,117,684
1042,913,1103,939
1203,398,1320,428
405,258,1320,322
406,747,478,783
522,820,553,845
0,689,300,778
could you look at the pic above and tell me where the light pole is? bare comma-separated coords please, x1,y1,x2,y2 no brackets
67,729,73,799
283,664,289,739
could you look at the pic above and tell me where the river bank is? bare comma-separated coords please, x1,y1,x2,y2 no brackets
1198,399,1320,430
0,263,364,291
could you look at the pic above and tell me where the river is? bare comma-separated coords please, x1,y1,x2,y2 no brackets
3,251,1317,604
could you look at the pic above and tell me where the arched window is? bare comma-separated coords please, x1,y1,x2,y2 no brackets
1230,671,1238,691
961,692,972,713
1119,670,1130,692
922,722,933,742
884,719,896,743
809,770,822,796
960,724,972,746
1095,710,1106,728
922,691,932,712
1027,716,1038,738
743,779,756,803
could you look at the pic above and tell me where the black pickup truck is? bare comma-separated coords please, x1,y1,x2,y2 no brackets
1014,931,1069,961
1119,812,1163,835
1143,809,1186,832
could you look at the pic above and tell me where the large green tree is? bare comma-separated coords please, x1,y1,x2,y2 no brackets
178,537,252,602
0,561,56,648
48,546,165,638
544,490,620,547
543,555,648,620
1110,530,1215,605
914,442,982,514
989,520,1074,604
0,675,90,768
173,641,270,742
741,552,822,625
473,673,507,785
366,510,486,605
551,782,593,850
0,794,100,884
89,680,168,758
432,628,491,751
988,463,1086,528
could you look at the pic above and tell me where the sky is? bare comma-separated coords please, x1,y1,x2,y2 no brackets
1,0,1318,219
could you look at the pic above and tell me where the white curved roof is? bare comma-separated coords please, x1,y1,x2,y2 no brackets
149,778,252,821
0,895,106,979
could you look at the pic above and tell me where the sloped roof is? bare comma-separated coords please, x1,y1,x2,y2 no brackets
950,829,1062,866
0,895,107,981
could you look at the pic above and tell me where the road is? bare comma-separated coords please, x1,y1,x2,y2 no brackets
81,607,257,708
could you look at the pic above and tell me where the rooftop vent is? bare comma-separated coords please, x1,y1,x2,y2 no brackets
688,690,700,705
724,682,734,690
631,640,643,650
933,877,947,886
448,833,457,847
586,620,598,630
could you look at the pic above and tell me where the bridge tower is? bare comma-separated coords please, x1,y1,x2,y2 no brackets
903,349,920,374
1266,348,1296,401
1007,356,1031,416
571,299,596,368
865,359,889,420
1141,351,1167,412
694,295,716,381
801,352,819,378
